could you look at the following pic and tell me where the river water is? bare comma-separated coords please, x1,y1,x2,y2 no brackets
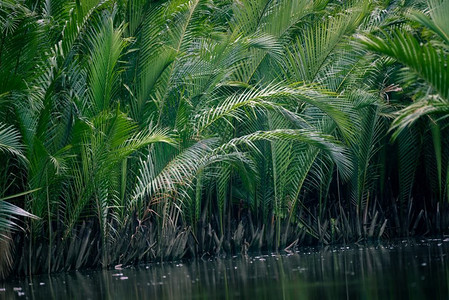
1,239,448,299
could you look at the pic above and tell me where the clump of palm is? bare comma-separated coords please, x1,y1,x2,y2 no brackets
0,0,360,273
359,0,449,233
1,0,447,278
2,0,363,271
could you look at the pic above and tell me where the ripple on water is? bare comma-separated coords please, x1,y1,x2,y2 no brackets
2,239,449,299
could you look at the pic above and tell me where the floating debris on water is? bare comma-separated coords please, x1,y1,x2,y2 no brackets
13,287,22,291
119,277,128,280
112,273,124,277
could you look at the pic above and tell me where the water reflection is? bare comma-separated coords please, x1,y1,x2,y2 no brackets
1,239,448,299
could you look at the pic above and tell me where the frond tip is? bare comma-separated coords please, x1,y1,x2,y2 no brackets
0,123,25,161
0,190,40,239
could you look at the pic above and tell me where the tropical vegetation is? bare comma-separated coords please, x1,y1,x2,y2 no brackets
0,0,448,278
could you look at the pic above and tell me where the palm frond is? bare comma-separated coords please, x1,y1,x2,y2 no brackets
0,123,25,161
222,128,352,177
0,189,39,239
359,30,449,100
285,8,366,83
390,96,449,138
86,17,127,115
407,0,449,46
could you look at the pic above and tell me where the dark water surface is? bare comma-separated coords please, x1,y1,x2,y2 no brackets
1,239,449,299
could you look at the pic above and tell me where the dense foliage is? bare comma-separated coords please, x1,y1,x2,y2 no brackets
0,0,448,277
